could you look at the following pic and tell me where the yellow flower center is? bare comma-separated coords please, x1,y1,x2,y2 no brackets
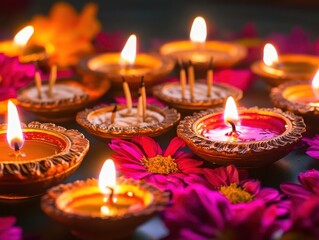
219,183,253,204
142,155,179,174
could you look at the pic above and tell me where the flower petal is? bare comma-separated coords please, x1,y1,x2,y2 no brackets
164,137,185,157
280,182,312,200
132,136,162,157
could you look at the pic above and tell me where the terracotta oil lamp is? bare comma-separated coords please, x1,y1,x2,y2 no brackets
251,43,319,86
177,97,305,168
41,159,170,240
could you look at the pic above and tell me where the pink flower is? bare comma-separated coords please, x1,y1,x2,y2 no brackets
0,216,22,240
282,196,319,240
266,26,313,54
94,31,126,52
0,54,36,101
163,185,286,240
213,68,255,90
201,165,282,209
109,136,205,190
302,134,319,159
281,169,319,202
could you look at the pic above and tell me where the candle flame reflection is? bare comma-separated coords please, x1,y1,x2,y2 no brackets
7,100,24,151
263,43,278,66
13,26,34,46
190,16,207,43
312,70,319,99
224,97,239,127
98,159,116,195
120,34,137,66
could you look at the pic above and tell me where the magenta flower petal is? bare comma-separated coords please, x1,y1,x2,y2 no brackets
298,169,319,193
255,188,281,202
132,136,162,158
163,137,185,157
242,179,261,195
280,182,312,200
109,136,205,191
0,216,22,240
0,217,16,232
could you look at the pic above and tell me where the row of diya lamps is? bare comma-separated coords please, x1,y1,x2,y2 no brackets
0,16,318,239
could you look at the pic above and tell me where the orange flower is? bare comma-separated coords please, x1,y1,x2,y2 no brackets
28,2,101,67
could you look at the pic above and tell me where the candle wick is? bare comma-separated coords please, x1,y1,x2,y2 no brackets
228,120,237,134
14,142,20,152
111,105,117,124
104,186,114,204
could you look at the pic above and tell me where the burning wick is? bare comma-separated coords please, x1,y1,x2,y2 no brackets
224,96,239,138
103,186,115,204
14,142,20,151
227,120,237,134
111,105,117,124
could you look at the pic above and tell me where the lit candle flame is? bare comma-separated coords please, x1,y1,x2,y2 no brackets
120,34,137,66
190,16,207,43
312,70,319,99
13,26,34,46
263,43,278,66
7,100,24,151
98,159,116,195
224,96,239,126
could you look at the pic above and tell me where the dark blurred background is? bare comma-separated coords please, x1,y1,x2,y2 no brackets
0,0,319,49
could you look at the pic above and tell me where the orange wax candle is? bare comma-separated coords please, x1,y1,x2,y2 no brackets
0,131,65,161
59,185,147,217
0,40,22,57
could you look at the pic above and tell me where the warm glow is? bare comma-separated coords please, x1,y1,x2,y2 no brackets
224,97,239,125
190,16,207,43
120,34,137,65
98,159,116,194
7,100,24,150
263,43,278,66
13,26,34,46
312,70,319,90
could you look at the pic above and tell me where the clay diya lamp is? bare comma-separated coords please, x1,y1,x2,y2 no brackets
17,66,108,122
159,16,247,71
177,97,305,168
41,159,170,240
77,34,174,95
251,43,319,86
0,26,49,65
153,60,243,114
76,103,180,140
0,101,89,199
270,70,319,129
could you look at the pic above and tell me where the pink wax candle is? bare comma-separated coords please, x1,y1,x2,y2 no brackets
197,112,286,142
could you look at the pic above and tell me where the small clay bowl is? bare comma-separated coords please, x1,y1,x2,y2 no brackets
0,121,89,199
41,177,170,240
152,81,243,114
251,54,319,86
76,104,180,140
177,107,305,168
